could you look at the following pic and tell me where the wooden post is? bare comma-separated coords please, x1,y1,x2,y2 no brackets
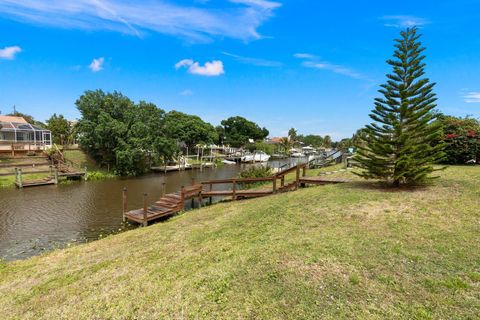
122,188,128,222
209,183,213,204
161,182,166,197
18,168,24,188
190,179,195,208
232,179,236,201
180,186,185,212
272,176,277,194
302,165,307,177
295,165,300,190
49,165,53,175
281,176,285,188
143,193,148,227
84,166,88,181
54,168,59,185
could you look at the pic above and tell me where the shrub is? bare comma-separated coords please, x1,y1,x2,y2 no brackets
238,165,273,179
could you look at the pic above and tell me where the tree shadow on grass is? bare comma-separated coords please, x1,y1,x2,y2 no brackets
342,180,430,193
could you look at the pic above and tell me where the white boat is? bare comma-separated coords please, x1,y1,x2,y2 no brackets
241,151,271,163
291,152,305,158
222,160,237,165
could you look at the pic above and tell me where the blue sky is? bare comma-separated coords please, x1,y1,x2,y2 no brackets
0,0,479,139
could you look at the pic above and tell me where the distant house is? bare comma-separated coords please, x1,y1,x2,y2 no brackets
265,137,283,144
0,115,52,152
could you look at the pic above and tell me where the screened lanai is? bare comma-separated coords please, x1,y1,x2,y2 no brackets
0,116,52,151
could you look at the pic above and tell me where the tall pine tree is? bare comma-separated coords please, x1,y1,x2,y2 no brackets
354,28,444,186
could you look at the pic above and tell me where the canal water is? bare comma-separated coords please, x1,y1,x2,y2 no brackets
0,159,299,261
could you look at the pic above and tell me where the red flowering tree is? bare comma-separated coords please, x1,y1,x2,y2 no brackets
437,114,480,164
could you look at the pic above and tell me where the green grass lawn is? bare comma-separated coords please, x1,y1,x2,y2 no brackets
0,166,479,319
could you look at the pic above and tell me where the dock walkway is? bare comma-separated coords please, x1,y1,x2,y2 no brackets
123,164,350,226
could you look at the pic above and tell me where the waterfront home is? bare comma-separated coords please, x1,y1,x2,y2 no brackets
0,115,52,154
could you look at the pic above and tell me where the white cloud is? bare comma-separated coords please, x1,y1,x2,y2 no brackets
302,61,363,79
229,0,282,10
0,0,281,42
380,15,429,28
89,57,104,72
0,46,22,60
175,59,224,76
222,52,282,67
180,89,194,96
175,59,194,69
293,53,316,59
294,53,367,81
464,92,480,103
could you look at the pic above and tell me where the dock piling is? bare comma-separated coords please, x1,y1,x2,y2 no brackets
54,168,59,185
143,193,148,226
295,166,300,190
122,188,128,222
232,179,236,201
15,168,23,188
161,182,166,197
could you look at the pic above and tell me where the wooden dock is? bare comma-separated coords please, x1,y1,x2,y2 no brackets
123,184,203,226
14,167,87,188
123,163,350,226
151,162,215,173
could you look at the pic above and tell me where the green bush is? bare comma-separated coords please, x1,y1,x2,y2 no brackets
238,165,273,189
238,165,273,179
86,171,116,181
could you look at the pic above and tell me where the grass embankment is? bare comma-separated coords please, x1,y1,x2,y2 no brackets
1,166,479,319
63,149,115,180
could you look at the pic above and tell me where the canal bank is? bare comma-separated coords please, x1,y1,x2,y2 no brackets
0,160,301,260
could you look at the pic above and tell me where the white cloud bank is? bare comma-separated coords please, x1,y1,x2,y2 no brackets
0,0,281,42
175,59,224,76
380,15,429,28
89,57,104,72
0,45,22,60
464,92,480,103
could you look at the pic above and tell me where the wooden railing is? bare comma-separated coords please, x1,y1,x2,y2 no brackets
200,163,307,201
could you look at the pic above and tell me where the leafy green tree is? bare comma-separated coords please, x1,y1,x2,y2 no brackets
336,138,354,151
46,113,71,145
215,125,225,145
220,116,269,147
354,28,444,186
165,111,218,149
76,90,176,175
298,134,324,147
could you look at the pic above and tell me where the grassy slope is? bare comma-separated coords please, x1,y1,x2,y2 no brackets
1,166,479,319
63,149,99,170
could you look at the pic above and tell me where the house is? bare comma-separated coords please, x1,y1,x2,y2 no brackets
0,115,52,153
265,137,283,144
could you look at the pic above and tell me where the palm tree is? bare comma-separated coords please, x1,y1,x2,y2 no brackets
279,137,292,155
